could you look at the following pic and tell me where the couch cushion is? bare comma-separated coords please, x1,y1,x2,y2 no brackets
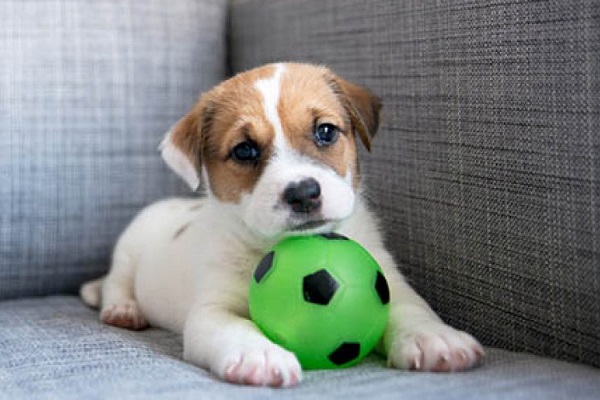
229,0,600,368
1,296,599,399
0,0,227,300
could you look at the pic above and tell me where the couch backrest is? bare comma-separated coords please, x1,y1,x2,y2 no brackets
229,0,600,368
0,0,227,299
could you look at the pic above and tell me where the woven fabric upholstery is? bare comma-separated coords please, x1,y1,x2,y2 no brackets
2,296,600,400
230,0,600,367
0,0,227,300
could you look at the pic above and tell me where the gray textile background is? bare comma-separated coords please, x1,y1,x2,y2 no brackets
230,0,600,368
0,0,227,299
1,296,599,400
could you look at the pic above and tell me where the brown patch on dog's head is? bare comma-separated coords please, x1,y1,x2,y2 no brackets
324,71,382,152
199,66,278,202
276,63,381,187
276,64,355,179
161,65,279,201
161,63,382,203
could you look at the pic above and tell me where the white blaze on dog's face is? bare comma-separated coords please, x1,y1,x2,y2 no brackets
161,63,381,238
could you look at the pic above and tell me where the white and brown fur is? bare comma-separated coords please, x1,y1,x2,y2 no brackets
81,63,484,387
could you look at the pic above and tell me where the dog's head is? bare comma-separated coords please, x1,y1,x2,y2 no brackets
161,63,381,238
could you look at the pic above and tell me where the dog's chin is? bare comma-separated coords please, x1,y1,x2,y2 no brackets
286,219,336,235
248,218,339,241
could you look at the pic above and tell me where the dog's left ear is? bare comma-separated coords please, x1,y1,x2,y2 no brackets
327,75,382,151
159,96,214,191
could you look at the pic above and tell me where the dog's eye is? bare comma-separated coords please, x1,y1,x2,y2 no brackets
314,123,339,147
231,141,261,164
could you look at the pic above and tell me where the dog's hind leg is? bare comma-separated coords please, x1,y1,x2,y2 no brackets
80,276,104,308
99,247,148,330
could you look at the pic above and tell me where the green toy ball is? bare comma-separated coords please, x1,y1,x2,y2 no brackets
249,233,390,370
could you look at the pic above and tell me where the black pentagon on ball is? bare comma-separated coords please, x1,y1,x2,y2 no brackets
328,342,361,366
319,232,350,240
375,271,390,305
303,269,339,305
254,251,275,283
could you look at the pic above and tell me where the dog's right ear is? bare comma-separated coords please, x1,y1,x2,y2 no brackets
159,97,214,191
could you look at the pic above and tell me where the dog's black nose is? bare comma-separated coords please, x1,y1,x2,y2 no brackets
283,178,322,213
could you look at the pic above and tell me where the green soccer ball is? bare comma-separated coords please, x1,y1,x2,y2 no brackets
249,233,390,370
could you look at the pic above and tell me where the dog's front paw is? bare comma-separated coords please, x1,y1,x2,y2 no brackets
216,343,302,387
387,322,484,372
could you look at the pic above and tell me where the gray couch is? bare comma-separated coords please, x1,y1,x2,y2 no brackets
1,0,599,398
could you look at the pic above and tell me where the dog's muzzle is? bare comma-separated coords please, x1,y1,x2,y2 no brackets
282,178,322,214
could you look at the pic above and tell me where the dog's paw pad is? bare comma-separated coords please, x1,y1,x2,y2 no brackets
388,323,484,372
100,300,148,330
218,345,302,387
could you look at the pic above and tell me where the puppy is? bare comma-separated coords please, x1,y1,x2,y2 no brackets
81,63,483,387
